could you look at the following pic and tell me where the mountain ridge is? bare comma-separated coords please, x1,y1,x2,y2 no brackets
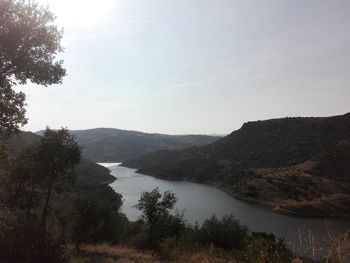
36,128,220,162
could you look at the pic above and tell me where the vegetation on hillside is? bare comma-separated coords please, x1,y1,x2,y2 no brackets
124,114,350,217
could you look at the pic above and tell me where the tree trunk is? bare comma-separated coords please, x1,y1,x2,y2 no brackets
26,179,36,220
41,179,53,227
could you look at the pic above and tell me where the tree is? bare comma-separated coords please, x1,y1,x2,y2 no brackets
72,187,126,248
6,129,81,224
0,0,65,139
1,128,81,263
5,144,41,219
36,129,81,226
136,188,185,246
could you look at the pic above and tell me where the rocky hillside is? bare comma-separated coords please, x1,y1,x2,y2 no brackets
37,128,219,162
124,113,350,217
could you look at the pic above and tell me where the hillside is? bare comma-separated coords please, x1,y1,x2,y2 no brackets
37,128,220,162
124,113,350,217
6,132,115,187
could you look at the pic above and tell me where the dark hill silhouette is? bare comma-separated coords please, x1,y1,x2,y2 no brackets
124,113,350,217
36,128,220,162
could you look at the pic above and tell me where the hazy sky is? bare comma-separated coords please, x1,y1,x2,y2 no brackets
18,0,350,134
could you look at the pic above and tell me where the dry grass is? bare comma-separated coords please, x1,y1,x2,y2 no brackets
68,244,241,263
68,244,309,263
325,229,350,263
288,228,350,263
178,252,238,263
68,244,160,263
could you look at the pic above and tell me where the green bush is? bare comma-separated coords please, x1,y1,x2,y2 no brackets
193,215,248,251
72,188,126,247
243,232,293,263
123,220,149,248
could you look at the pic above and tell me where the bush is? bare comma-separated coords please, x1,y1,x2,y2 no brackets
193,215,248,251
243,232,293,263
72,188,126,247
123,220,149,248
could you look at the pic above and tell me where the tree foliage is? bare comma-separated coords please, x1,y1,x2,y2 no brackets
137,188,177,223
72,186,125,247
0,0,65,139
6,144,40,216
0,0,65,86
0,80,26,137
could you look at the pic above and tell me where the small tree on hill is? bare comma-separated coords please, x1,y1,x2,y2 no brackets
136,187,185,246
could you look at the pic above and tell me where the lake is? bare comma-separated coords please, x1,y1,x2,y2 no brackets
101,163,350,257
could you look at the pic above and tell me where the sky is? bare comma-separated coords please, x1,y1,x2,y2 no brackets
18,0,350,134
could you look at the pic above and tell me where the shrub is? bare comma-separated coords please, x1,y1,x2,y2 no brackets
0,211,65,263
72,189,126,247
193,215,248,251
243,232,293,263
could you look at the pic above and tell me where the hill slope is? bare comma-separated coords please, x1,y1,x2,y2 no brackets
124,113,350,217
37,128,219,162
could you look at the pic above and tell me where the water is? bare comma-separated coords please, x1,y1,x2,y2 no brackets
101,163,350,257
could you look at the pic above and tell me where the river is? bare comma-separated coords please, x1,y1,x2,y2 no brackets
101,163,350,257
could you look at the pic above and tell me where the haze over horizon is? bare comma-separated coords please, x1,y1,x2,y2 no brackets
18,0,350,135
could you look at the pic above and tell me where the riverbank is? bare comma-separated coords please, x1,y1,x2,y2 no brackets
214,181,350,219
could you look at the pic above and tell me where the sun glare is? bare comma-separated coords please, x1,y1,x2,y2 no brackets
37,0,117,27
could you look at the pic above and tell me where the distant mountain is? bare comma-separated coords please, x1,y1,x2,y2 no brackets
36,128,220,162
7,132,115,187
124,113,350,218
